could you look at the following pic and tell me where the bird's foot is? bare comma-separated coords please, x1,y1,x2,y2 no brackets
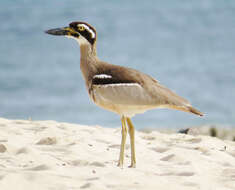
117,161,124,169
128,163,136,168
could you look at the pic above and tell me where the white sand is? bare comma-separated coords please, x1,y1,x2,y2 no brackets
0,117,235,190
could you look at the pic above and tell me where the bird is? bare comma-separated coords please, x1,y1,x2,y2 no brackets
45,21,203,168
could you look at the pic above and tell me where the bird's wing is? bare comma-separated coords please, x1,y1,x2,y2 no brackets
92,82,156,105
91,63,190,107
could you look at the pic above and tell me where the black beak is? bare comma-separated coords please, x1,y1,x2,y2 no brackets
45,27,72,36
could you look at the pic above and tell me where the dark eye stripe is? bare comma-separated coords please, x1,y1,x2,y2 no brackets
78,24,96,39
69,22,96,45
79,30,96,45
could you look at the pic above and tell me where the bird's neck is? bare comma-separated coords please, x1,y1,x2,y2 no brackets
79,43,97,60
79,42,99,86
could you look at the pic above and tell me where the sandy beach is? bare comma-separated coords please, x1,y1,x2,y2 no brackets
0,117,235,190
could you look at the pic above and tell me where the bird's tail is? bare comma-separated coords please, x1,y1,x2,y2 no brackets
187,106,203,116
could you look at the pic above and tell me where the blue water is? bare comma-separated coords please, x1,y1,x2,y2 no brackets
0,0,235,129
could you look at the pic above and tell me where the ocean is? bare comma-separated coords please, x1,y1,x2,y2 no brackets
0,0,235,129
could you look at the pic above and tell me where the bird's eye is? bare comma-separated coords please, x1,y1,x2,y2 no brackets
78,25,85,31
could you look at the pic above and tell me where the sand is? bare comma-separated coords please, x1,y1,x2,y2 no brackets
0,117,235,190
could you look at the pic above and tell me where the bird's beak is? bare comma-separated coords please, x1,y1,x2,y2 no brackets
45,26,79,37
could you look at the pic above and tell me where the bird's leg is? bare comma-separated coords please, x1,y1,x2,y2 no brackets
126,117,136,168
117,116,127,168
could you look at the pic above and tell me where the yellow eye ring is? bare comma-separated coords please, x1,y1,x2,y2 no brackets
78,25,85,31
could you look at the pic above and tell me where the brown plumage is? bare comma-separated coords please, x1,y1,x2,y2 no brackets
45,21,203,168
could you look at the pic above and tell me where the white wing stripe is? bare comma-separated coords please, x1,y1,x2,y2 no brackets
93,74,112,79
96,83,141,87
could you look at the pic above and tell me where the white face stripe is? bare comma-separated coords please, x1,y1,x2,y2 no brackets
79,24,96,39
76,36,89,45
66,35,90,45
66,35,78,40
93,74,112,79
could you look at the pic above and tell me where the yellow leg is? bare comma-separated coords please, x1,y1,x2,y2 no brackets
126,117,136,168
117,116,127,168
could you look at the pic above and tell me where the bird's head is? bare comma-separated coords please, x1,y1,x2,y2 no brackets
45,21,96,46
